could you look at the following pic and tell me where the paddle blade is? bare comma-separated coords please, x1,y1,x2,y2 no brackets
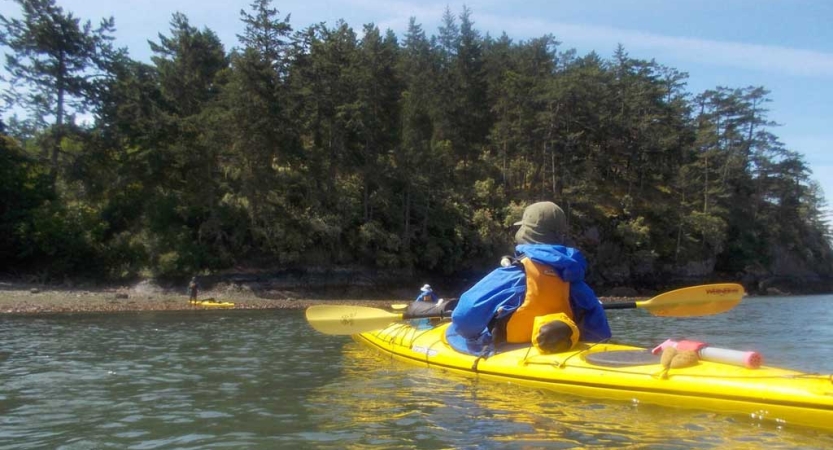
637,283,744,317
305,305,403,335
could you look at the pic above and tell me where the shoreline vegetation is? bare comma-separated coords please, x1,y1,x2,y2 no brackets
2,2,832,298
0,279,644,315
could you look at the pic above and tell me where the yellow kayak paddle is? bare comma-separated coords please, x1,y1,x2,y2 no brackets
601,283,744,317
305,283,744,336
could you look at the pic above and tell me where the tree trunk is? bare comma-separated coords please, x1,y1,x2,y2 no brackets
403,186,411,247
52,54,67,176
703,153,709,214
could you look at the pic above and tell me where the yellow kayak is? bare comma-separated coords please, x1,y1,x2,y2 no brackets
354,322,833,432
190,298,234,308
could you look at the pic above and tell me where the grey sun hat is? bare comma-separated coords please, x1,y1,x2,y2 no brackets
514,201,568,245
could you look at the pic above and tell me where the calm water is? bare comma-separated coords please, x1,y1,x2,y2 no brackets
1,295,832,449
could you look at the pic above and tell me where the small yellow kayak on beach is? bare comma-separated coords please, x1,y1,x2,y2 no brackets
190,298,235,308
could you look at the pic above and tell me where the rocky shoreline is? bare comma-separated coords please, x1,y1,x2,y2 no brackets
0,281,407,315
0,279,639,315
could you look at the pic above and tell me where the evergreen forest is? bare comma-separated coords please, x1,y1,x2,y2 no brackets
2,0,831,293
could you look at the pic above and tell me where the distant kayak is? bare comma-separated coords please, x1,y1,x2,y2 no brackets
190,298,234,308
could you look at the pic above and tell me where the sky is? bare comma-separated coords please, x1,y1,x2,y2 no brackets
2,0,831,214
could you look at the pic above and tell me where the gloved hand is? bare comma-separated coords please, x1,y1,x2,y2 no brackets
405,298,458,319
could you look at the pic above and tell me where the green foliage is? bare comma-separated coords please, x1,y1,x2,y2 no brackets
615,217,651,250
0,0,119,171
26,201,106,273
1,1,830,285
355,220,401,267
686,211,727,252
0,135,52,267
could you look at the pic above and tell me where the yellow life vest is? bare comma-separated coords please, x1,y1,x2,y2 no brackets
505,257,573,343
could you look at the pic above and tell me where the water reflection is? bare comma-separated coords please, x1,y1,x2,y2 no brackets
305,343,833,449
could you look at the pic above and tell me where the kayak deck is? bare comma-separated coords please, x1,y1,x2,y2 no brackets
354,322,833,431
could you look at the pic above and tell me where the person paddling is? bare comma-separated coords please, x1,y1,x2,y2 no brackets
415,284,439,303
448,201,612,352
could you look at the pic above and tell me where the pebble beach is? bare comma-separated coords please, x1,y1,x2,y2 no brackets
0,280,404,315
0,279,639,315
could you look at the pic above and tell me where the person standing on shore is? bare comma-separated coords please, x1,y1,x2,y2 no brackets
188,277,199,304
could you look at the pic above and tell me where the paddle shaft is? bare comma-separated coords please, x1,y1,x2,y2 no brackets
405,284,741,317
408,298,718,314
395,301,638,313
603,301,639,310
403,300,656,314
306,283,744,335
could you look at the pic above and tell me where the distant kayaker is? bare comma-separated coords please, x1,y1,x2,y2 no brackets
188,277,199,304
449,201,612,351
415,284,439,302
409,284,441,328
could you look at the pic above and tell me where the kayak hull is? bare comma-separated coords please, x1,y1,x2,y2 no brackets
354,322,833,431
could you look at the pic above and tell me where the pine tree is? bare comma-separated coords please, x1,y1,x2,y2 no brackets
1,0,118,173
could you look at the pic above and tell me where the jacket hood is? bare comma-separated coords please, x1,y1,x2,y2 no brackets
515,244,586,282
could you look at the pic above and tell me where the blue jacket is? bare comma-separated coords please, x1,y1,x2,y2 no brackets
415,290,439,302
450,244,612,343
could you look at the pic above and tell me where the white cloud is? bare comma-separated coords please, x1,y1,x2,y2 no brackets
337,1,833,78
474,17,833,78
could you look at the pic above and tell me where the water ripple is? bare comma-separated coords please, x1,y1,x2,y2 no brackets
1,298,832,448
